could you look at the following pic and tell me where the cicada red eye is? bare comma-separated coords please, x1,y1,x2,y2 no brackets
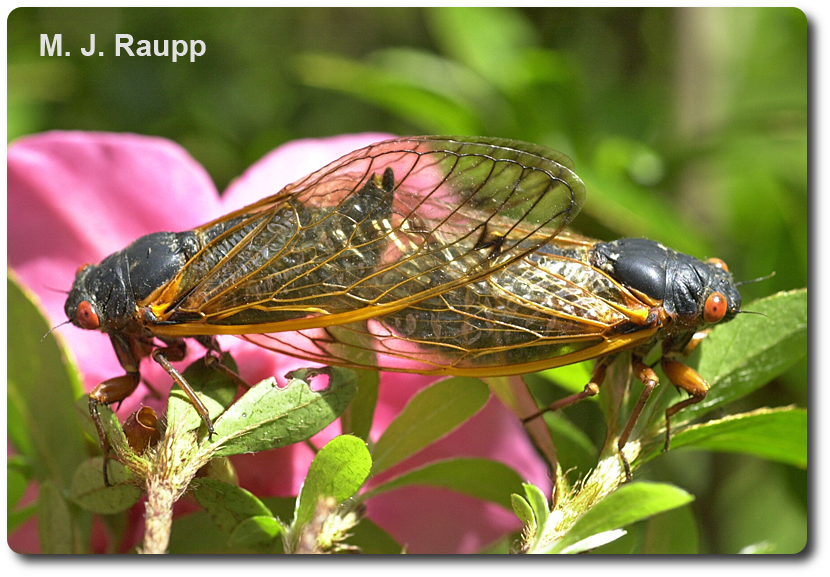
703,292,728,323
706,257,729,272
76,263,92,276
76,300,100,330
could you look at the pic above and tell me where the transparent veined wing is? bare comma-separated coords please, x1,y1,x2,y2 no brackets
149,136,587,337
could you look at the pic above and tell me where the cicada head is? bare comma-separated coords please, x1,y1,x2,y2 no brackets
590,238,742,330
64,254,131,333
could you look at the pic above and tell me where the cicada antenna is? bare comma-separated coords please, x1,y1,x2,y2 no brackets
735,271,776,287
42,319,71,342
41,284,71,295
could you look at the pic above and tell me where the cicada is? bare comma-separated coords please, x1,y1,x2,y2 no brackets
64,136,741,480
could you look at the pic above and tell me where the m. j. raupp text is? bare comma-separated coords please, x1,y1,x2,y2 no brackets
40,34,206,62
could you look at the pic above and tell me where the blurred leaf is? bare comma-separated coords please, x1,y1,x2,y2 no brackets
548,482,693,554
294,53,483,134
37,480,74,554
427,7,538,92
669,406,807,468
580,164,709,257
641,505,699,554
7,274,88,490
342,517,403,554
542,412,598,479
371,377,489,475
210,367,357,457
293,435,371,532
363,457,524,510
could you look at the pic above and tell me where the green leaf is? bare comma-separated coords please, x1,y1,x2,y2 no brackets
512,494,534,528
548,482,693,554
209,367,357,457
521,483,550,552
342,518,403,554
542,412,598,478
340,368,379,442
294,53,484,135
371,377,489,475
536,361,594,395
228,516,282,548
167,511,241,554
293,435,372,532
641,505,699,554
363,457,524,510
37,480,74,554
669,407,807,468
7,274,88,490
7,459,29,511
69,457,142,514
191,477,273,536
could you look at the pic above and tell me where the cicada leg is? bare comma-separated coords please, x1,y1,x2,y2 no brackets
89,372,141,486
151,349,216,438
521,356,613,423
618,357,661,482
660,358,710,451
196,335,251,391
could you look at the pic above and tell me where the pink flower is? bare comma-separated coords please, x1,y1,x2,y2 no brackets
8,131,551,553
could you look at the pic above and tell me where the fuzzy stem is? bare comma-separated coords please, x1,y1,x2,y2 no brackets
141,476,175,554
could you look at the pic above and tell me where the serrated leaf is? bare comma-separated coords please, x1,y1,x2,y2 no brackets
69,457,142,514
7,274,87,490
294,435,372,532
548,482,693,554
191,478,273,536
210,368,357,457
363,457,524,510
669,406,807,467
371,377,489,475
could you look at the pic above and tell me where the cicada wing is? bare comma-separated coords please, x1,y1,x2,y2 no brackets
240,247,655,377
153,136,587,334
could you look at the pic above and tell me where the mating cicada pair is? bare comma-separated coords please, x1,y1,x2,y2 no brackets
64,136,742,481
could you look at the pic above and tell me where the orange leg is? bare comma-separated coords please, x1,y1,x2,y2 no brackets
89,373,141,486
521,356,612,424
617,357,660,481
660,358,710,451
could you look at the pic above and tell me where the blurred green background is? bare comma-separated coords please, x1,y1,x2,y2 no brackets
7,7,808,553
